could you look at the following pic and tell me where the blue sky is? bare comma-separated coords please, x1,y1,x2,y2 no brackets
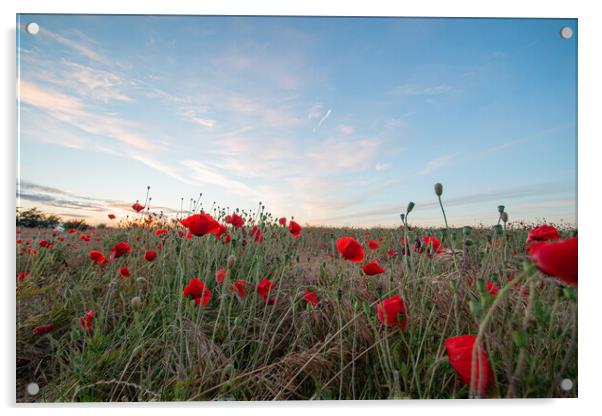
16,15,577,227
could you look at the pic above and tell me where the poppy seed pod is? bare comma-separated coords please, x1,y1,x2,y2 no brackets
406,202,415,214
227,254,237,270
434,183,443,196
498,205,505,214
131,296,142,309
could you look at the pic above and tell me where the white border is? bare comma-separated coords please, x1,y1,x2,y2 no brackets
3,1,601,415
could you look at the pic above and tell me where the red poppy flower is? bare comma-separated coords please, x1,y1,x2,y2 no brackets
229,213,244,228
111,241,131,258
39,240,49,248
89,250,106,264
216,268,227,284
336,237,365,263
80,235,90,242
512,248,518,255
155,228,169,237
67,229,77,234
183,277,211,307
17,271,29,281
279,217,287,226
527,225,561,243
80,310,95,332
223,233,232,244
529,237,577,286
144,250,157,262
288,220,302,238
180,213,221,236
422,236,443,254
368,240,379,251
485,282,499,297
386,249,397,259
132,202,145,212
119,266,130,278
376,294,408,330
230,279,248,299
362,259,385,276
108,214,116,220
304,289,318,307
250,225,264,243
215,223,228,238
257,278,276,298
444,335,492,396
33,323,54,336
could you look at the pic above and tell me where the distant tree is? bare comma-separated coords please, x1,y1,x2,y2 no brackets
63,219,90,231
16,207,61,228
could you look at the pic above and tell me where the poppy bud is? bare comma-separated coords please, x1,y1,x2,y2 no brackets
464,238,473,246
493,224,503,234
131,296,142,309
400,213,405,222
434,183,443,196
501,212,508,223
450,279,458,292
227,255,237,270
462,226,472,236
406,202,415,214
498,205,505,214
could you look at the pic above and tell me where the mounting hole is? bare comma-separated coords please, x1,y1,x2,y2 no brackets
25,22,39,35
26,382,40,395
560,26,573,40
560,378,573,391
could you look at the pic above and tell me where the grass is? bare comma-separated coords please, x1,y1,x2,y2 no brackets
16,205,577,401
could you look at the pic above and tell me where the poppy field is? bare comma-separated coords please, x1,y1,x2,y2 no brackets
15,183,578,402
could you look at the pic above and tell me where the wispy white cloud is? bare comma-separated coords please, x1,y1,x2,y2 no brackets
42,29,109,65
129,154,194,185
181,160,263,199
307,103,323,120
336,124,354,135
57,61,133,103
305,137,381,174
178,108,217,128
391,84,454,97
19,80,160,151
420,154,455,175
375,163,389,171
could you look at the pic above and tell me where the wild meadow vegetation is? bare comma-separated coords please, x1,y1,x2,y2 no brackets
16,184,577,402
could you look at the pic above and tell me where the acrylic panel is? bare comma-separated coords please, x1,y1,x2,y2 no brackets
16,15,577,402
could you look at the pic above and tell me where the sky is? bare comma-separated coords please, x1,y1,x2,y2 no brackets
16,15,577,227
